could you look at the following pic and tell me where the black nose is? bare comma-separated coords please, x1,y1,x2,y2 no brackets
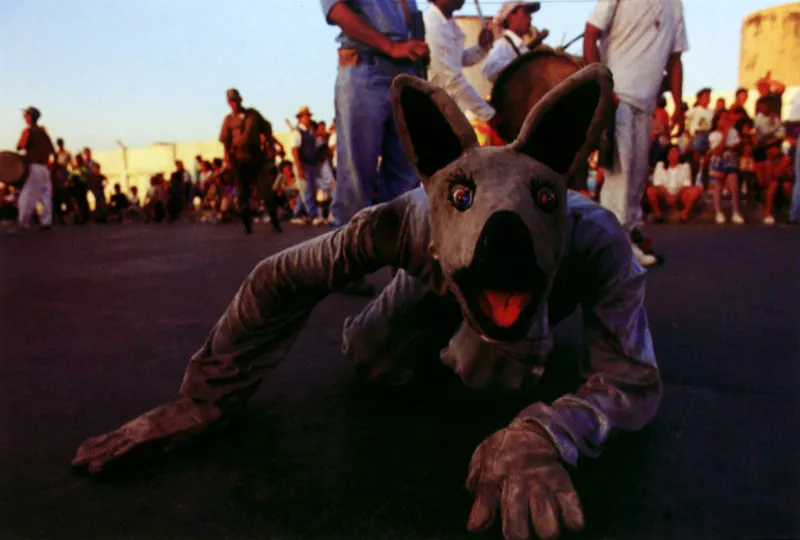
470,211,538,290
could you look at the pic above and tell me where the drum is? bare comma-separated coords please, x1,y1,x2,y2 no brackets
0,151,29,187
490,48,585,143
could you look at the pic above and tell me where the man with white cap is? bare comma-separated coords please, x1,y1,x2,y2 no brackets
423,0,500,130
481,1,540,84
16,106,56,230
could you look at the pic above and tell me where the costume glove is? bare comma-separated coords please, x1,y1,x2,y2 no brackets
72,398,222,474
466,418,584,540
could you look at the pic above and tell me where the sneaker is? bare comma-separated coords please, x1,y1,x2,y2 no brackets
290,217,307,225
715,212,726,224
631,243,657,267
312,217,327,226
731,213,745,225
763,215,775,226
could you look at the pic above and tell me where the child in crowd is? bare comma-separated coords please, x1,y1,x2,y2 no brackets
708,111,744,224
687,88,715,186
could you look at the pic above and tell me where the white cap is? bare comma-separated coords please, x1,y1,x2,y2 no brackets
493,1,540,28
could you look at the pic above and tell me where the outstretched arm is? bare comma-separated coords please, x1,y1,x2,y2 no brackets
73,191,432,473
517,210,661,466
465,209,659,540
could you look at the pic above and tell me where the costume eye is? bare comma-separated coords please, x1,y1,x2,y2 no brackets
449,183,474,212
534,186,557,213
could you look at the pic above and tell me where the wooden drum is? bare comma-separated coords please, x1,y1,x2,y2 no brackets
0,151,29,187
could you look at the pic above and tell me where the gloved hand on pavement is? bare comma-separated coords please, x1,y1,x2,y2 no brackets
466,417,584,540
72,398,222,474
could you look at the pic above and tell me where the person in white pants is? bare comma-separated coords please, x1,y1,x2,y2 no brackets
16,106,56,229
584,0,688,266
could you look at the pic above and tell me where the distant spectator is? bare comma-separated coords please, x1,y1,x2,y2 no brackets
145,174,168,222
755,70,785,118
87,161,108,222
708,111,744,224
758,139,792,226
646,145,702,223
729,87,751,126
651,95,670,138
108,183,131,222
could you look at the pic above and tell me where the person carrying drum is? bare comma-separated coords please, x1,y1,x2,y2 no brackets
423,0,502,145
481,2,540,84
16,106,56,230
583,0,687,267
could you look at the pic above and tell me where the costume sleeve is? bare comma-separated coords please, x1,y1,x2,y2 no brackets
425,12,496,122
462,44,487,68
481,40,513,84
671,0,689,53
515,211,661,466
178,191,433,411
586,0,617,32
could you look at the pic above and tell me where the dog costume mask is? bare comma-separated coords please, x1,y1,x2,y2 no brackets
74,64,662,540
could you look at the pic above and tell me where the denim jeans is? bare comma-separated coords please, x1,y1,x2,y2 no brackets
329,57,421,227
293,163,319,218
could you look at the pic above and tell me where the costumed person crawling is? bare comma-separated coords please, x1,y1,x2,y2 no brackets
73,64,661,540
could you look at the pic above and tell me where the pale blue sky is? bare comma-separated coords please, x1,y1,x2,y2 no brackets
0,0,785,151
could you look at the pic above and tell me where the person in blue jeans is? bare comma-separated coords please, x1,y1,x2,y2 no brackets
290,106,323,225
321,0,430,294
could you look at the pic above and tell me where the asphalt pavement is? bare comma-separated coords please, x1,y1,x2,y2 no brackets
0,219,798,540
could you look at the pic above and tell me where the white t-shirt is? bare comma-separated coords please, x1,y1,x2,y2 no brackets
424,4,495,122
290,124,309,148
688,106,714,135
587,0,688,113
482,30,529,84
652,162,691,194
708,128,740,150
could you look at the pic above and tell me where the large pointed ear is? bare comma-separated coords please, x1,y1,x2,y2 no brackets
510,63,614,177
391,74,479,181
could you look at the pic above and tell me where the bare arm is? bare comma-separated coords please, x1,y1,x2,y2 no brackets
519,214,661,467
666,53,685,135
292,148,305,180
582,23,602,65
327,2,428,61
16,128,29,152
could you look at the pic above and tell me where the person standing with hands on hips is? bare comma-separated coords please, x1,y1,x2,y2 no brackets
321,0,430,295
583,0,687,267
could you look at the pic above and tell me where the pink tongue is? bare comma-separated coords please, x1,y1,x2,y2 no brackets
477,290,532,327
